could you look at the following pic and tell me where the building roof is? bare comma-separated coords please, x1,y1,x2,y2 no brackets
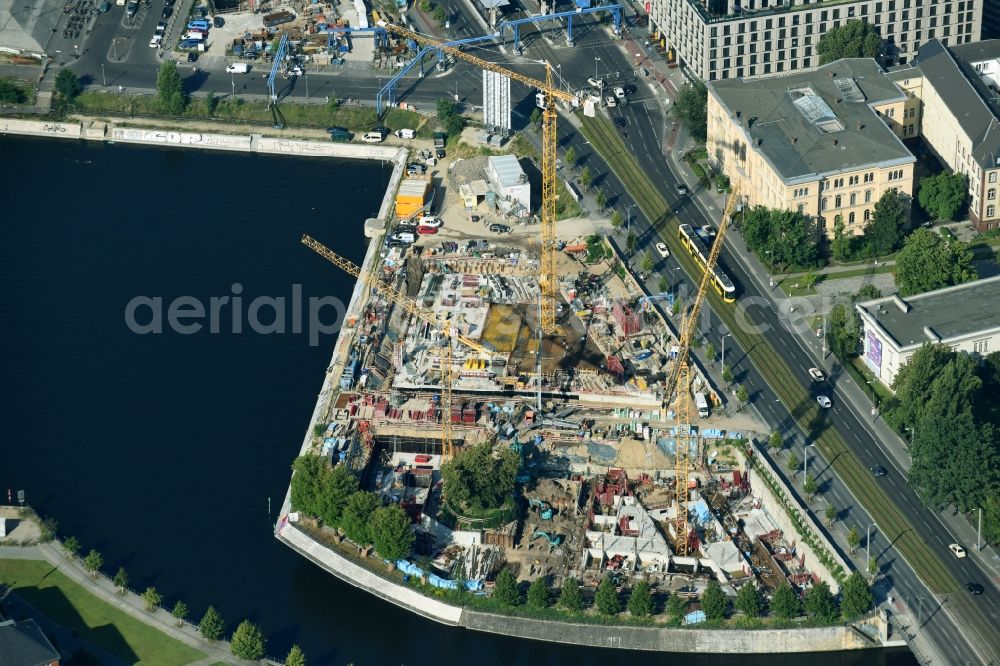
857,275,1000,350
913,39,1000,170
707,59,914,184
0,619,60,666
948,38,1000,64
487,154,526,188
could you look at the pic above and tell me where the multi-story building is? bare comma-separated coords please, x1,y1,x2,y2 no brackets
856,275,1000,387
648,0,983,81
706,58,916,237
888,38,1000,230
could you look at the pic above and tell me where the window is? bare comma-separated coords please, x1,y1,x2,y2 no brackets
849,175,859,186
794,187,809,197
991,172,998,183
988,188,996,200
850,192,857,205
798,203,805,213
974,339,991,353
865,189,873,203
835,195,843,208
821,197,829,211
849,212,856,224
989,205,996,217
864,172,874,183
864,208,871,221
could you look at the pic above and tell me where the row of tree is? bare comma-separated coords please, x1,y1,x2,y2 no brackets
830,190,907,262
740,206,820,271
489,570,872,623
290,454,415,561
883,345,1000,545
59,538,306,663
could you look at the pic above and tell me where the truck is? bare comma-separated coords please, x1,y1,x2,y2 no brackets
226,62,249,73
694,392,710,418
263,10,295,27
433,131,446,158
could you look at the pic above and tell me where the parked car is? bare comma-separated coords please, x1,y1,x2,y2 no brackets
489,223,511,234
98,1,111,11
417,216,442,228
606,96,616,107
148,35,162,47
808,367,825,382
613,86,626,99
816,395,832,408
417,225,438,235
155,21,167,32
226,62,249,73
395,128,415,139
327,127,350,142
163,0,175,6
624,83,637,95
390,231,416,244
655,242,669,258
213,15,224,27
187,19,210,30
949,543,967,558
186,51,198,62
161,6,173,18
587,77,603,88
406,163,426,176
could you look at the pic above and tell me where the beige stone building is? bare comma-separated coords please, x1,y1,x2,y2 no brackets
888,39,1000,231
706,58,916,237
648,0,982,83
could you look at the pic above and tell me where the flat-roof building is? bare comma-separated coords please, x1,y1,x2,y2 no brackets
648,0,982,83
707,58,916,237
856,275,1000,387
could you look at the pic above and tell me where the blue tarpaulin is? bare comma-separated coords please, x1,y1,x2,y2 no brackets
394,560,483,591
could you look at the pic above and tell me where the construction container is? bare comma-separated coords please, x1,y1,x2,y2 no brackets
395,178,430,218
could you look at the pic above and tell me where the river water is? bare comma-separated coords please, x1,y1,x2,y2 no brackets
0,134,916,665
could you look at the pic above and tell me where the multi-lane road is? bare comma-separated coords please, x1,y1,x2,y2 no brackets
61,0,999,660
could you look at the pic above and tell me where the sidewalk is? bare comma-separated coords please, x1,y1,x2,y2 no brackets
2,541,243,665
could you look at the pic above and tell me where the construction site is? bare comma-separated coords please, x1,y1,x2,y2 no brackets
282,21,849,625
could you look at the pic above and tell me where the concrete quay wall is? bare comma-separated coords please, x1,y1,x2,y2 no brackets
460,611,874,653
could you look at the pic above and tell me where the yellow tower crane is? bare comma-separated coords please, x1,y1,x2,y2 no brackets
302,234,491,459
383,24,579,334
664,187,741,555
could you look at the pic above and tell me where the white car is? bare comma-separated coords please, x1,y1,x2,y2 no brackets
655,242,670,258
949,543,967,558
606,96,617,108
390,231,416,244
417,216,443,228
817,395,832,408
148,34,163,48
808,367,825,382
587,77,603,89
613,86,626,99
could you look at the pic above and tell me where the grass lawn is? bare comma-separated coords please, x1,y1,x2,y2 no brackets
779,264,896,297
0,559,204,666
581,112,959,595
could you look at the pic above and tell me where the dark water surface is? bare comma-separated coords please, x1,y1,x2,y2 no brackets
0,134,916,666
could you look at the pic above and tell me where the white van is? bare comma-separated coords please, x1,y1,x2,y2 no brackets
394,128,415,139
361,132,384,144
226,63,249,74
694,392,710,418
182,32,205,42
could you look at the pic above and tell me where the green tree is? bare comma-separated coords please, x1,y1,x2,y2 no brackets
856,283,881,301
804,581,838,622
55,68,82,101
442,441,519,511
770,582,800,619
918,172,968,221
700,580,728,621
327,89,338,111
828,303,860,358
171,600,188,626
419,0,432,10
867,556,879,579
768,431,783,452
735,384,749,409
847,525,861,554
141,586,161,612
884,343,956,432
527,577,550,609
831,216,859,262
658,276,669,293
436,97,464,137
83,549,102,577
370,504,414,562
432,5,446,23
320,465,359,526
340,491,381,545
565,146,577,166
596,189,608,210
735,583,762,617
230,619,266,660
803,473,818,500
559,577,583,612
741,205,819,270
595,576,620,615
704,341,716,364
0,77,26,104
640,251,654,273
529,107,541,126
205,90,218,115
113,566,128,594
285,645,306,666
610,209,623,230
894,228,977,296
817,20,882,64
290,454,325,517
722,364,733,386
580,166,593,189
627,581,653,617
665,592,688,619
801,272,818,290
865,189,907,255
199,606,225,641
156,60,185,115
494,568,520,607
672,81,708,142
63,536,81,559
626,231,638,255
787,453,801,476
825,504,838,526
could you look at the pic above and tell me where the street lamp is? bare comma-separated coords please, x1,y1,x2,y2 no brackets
594,56,601,81
625,202,635,230
721,333,731,368
865,379,878,420
101,63,107,87
803,442,816,478
866,522,876,564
